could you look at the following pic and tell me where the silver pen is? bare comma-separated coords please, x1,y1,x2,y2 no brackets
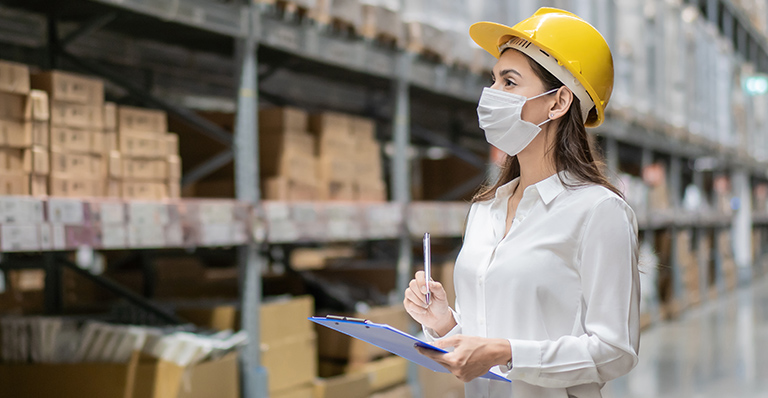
423,232,431,306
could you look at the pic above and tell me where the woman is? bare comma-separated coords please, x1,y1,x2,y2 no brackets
403,8,640,398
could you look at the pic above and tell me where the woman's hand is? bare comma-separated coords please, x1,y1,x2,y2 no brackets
403,271,455,335
416,335,511,382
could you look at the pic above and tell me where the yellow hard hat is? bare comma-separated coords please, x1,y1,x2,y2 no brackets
470,8,614,127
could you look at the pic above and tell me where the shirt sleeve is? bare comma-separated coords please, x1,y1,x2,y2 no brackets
423,305,462,341
504,197,641,387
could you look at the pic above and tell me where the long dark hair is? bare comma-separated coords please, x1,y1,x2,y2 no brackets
472,49,623,203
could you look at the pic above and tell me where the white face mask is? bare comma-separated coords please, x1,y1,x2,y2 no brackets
477,87,558,156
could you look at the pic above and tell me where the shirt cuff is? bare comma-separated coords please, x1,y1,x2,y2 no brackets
503,338,542,380
422,308,462,341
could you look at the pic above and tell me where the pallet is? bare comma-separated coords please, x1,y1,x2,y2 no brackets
259,0,314,22
361,5,405,49
406,22,450,64
312,0,362,37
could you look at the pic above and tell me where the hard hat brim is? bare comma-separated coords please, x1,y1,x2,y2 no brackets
469,21,604,127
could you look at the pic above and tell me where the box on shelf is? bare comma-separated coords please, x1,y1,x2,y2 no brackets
132,352,239,398
175,304,237,331
49,102,104,129
310,112,351,139
353,180,386,201
361,4,404,46
121,158,169,180
318,180,355,201
0,60,30,94
261,129,316,156
317,155,354,184
260,106,309,133
313,371,370,398
0,119,33,148
28,90,49,121
165,133,179,156
370,384,413,398
118,106,168,135
24,146,49,175
264,176,319,201
50,151,104,177
262,147,318,184
0,352,140,398
0,91,32,121
50,126,99,153
30,70,105,105
104,102,117,131
272,384,314,398
0,172,29,195
121,181,168,200
418,365,464,398
312,0,363,31
119,132,167,158
49,177,103,197
263,332,317,393
350,356,408,393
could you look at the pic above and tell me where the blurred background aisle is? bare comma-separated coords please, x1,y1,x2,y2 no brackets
604,275,768,398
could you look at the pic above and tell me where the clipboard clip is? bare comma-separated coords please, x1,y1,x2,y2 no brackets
325,315,369,323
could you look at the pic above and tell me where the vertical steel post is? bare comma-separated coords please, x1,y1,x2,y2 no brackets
235,4,268,398
393,52,413,300
669,156,685,308
732,169,753,285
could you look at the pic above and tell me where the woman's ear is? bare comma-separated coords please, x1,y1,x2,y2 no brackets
549,87,573,120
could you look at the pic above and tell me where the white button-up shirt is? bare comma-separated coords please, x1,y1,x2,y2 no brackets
425,171,640,398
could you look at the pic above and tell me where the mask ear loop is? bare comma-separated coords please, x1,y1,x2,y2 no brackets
530,88,560,127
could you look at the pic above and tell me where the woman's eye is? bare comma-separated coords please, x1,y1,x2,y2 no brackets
505,79,516,87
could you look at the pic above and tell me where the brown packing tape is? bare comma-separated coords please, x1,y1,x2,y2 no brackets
30,70,105,105
0,60,31,94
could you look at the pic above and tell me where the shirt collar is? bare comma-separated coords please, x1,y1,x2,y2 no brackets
494,170,573,205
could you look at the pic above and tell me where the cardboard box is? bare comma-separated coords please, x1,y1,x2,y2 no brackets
122,181,168,200
318,181,355,201
0,60,30,94
122,158,169,180
370,384,413,398
50,102,105,129
0,353,139,398
30,174,47,196
0,172,29,195
418,366,464,398
31,70,104,104
119,132,166,158
175,305,237,331
350,116,375,143
50,151,103,177
354,180,387,202
49,177,103,197
31,121,48,147
260,106,308,133
310,112,351,137
263,149,318,185
0,119,32,147
317,156,354,183
168,181,181,199
352,356,408,392
108,150,122,178
165,133,179,156
261,130,316,155
168,155,181,181
312,371,370,398
50,126,97,153
23,146,49,175
104,102,117,131
118,106,168,134
263,333,318,393
0,148,24,171
316,305,410,363
264,176,319,201
261,295,315,343
272,384,314,398
29,90,50,121
132,352,239,398
0,91,31,120
104,131,118,153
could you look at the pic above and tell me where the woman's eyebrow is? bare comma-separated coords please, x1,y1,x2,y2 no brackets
500,68,522,78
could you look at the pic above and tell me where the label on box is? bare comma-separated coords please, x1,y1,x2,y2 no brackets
0,197,45,224
0,225,40,252
47,198,86,225
100,223,127,249
127,202,170,225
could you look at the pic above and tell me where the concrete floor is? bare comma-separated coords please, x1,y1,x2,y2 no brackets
602,275,768,398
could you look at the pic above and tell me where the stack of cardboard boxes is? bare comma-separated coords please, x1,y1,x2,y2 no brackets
310,112,356,201
114,106,181,199
31,70,106,197
260,107,319,201
350,117,386,201
0,61,50,195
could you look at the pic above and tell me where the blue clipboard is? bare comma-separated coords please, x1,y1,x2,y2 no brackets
309,316,511,382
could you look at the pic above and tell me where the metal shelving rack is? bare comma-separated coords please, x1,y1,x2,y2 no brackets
0,0,768,397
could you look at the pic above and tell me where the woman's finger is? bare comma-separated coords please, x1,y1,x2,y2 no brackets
408,279,427,307
404,289,428,312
